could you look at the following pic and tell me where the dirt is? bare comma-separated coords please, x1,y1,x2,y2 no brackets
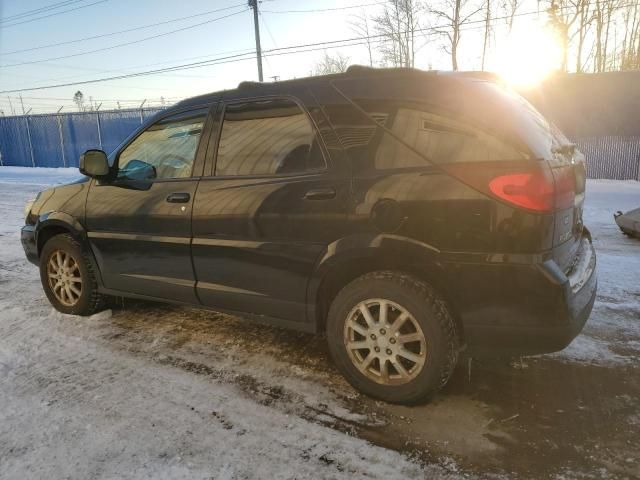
85,299,640,479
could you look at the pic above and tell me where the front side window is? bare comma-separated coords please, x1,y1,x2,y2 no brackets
117,109,207,180
215,98,324,176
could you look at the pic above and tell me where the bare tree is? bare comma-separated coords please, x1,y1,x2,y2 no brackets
313,52,350,75
73,91,84,112
547,0,596,73
501,0,520,33
594,0,620,71
574,0,594,72
620,2,640,70
481,0,494,70
431,0,483,70
373,0,424,68
350,11,375,67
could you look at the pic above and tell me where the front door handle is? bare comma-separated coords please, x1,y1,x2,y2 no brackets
166,192,191,203
304,187,336,200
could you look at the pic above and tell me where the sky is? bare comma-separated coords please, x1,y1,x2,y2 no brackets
0,0,549,115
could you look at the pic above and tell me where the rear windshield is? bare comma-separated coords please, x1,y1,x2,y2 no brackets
481,82,572,158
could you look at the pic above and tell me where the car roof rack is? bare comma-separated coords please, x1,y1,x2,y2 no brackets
237,80,262,89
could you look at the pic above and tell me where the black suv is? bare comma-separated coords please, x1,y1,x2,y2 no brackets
21,67,597,404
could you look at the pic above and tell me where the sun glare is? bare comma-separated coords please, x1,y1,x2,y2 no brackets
494,24,563,88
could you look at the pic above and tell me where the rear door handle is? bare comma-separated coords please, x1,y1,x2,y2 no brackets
304,187,336,200
166,192,191,203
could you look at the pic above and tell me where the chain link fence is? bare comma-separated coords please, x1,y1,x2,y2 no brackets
575,136,640,180
1,103,639,180
0,107,163,168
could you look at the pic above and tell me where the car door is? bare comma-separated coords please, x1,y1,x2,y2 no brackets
86,105,214,303
191,92,350,326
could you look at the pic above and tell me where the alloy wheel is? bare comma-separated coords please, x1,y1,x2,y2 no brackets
47,249,83,307
343,298,427,385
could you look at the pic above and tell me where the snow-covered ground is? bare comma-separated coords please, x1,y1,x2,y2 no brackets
551,180,640,365
0,166,82,185
0,166,638,479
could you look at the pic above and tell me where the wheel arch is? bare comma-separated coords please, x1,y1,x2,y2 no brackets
36,212,87,256
35,213,105,289
307,234,463,338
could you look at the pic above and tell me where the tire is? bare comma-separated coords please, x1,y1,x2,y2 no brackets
327,271,459,405
39,233,106,316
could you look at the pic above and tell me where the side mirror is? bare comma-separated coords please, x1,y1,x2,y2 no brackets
79,149,109,177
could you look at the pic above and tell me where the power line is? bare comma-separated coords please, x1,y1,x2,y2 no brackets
0,8,248,68
1,0,86,22
261,2,386,14
35,46,257,85
1,2,247,56
1,1,636,94
0,0,109,29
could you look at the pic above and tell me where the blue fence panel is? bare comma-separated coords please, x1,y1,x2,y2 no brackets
99,109,143,154
29,115,64,167
0,116,32,166
142,107,163,122
0,107,168,168
61,113,101,168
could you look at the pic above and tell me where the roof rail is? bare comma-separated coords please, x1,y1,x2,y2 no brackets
237,80,262,89
346,65,436,76
345,65,375,75
442,71,502,82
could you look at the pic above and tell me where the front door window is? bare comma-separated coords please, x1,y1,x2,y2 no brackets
118,109,208,180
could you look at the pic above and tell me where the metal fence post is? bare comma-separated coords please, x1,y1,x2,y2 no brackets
25,115,35,167
57,114,67,167
96,111,103,150
139,99,146,124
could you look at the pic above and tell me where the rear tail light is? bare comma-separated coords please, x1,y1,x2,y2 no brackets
443,161,576,213
488,171,554,212
552,165,578,210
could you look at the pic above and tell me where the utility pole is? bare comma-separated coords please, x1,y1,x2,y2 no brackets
248,0,263,82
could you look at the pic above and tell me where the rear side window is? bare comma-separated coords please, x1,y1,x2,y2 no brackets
215,98,325,176
365,104,530,170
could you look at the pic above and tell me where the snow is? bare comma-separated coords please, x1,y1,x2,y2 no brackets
549,180,640,365
1,167,639,478
0,166,83,185
0,167,460,479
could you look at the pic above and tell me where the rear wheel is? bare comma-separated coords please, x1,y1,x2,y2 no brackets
39,233,106,316
327,271,459,404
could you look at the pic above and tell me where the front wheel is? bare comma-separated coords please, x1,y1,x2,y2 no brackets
39,233,106,316
327,271,460,404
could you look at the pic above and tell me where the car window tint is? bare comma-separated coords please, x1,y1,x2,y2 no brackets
388,108,527,166
118,109,207,180
372,106,529,170
216,98,324,176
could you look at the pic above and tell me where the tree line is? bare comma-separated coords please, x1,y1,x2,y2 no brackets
314,0,640,74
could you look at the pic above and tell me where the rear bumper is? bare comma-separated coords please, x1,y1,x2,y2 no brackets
21,225,39,265
452,232,597,355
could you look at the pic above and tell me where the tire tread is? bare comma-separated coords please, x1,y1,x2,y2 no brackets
41,233,106,316
327,270,460,404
